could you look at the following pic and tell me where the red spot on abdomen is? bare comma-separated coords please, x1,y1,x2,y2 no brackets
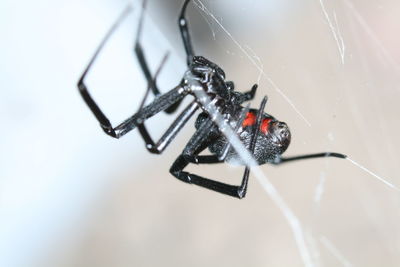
261,118,272,134
242,112,256,127
243,113,272,134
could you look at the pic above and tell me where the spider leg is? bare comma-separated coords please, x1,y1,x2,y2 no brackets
137,101,199,154
134,44,199,153
179,0,195,66
171,154,248,198
137,52,170,112
274,152,347,164
231,84,257,105
185,155,222,164
77,6,133,137
114,85,189,138
78,5,190,139
240,84,258,103
135,0,183,113
170,118,244,198
170,97,267,199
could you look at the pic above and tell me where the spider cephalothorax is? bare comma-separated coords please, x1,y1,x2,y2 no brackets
186,56,230,100
78,0,346,198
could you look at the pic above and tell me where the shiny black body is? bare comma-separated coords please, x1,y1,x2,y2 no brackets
78,0,346,198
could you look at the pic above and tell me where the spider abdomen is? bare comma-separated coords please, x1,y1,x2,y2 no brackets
208,133,282,166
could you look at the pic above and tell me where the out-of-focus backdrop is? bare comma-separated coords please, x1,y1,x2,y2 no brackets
1,0,400,266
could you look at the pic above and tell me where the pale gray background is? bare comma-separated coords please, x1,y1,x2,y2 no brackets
1,0,400,266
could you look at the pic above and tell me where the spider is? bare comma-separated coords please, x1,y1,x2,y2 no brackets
78,0,346,198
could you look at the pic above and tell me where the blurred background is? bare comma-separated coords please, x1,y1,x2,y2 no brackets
1,0,400,266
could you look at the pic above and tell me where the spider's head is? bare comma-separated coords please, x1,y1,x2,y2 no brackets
187,56,230,99
190,56,225,78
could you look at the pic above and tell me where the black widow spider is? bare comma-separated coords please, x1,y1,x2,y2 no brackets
78,0,346,198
